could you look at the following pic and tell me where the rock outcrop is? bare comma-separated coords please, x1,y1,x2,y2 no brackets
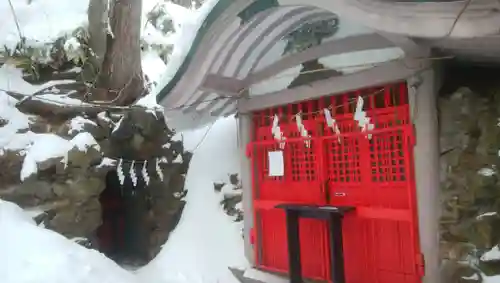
0,107,191,263
439,87,500,282
215,173,243,223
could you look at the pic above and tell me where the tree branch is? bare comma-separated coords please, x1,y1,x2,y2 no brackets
22,67,81,84
2,88,150,120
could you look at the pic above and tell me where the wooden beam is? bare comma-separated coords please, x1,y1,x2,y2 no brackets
238,59,428,112
244,33,396,85
378,32,430,57
200,74,245,96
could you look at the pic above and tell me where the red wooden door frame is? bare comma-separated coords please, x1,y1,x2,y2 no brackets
248,82,423,283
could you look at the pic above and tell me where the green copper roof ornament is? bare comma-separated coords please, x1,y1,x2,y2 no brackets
282,16,340,55
238,0,279,24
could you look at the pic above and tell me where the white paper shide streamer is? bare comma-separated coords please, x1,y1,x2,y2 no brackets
129,160,138,188
353,96,375,139
271,114,286,149
116,158,125,185
323,109,341,143
142,160,150,186
295,113,311,147
114,158,163,187
155,158,164,181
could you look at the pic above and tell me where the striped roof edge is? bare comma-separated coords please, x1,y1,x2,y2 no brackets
155,0,277,103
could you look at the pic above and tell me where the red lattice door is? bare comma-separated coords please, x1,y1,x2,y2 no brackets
250,104,330,280
249,82,422,283
321,84,422,283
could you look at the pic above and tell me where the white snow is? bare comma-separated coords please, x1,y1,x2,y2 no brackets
243,268,288,283
0,91,32,150
2,1,247,283
142,51,168,84
71,132,100,152
112,116,125,133
35,93,86,105
20,133,69,180
173,153,183,163
137,116,248,283
0,64,78,95
0,64,40,94
462,273,480,281
69,116,98,135
139,0,220,106
478,167,497,177
64,36,84,62
0,199,136,283
482,245,500,262
98,157,117,168
0,0,89,53
477,212,498,220
20,132,100,180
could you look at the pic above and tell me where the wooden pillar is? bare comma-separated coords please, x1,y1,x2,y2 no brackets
409,66,441,283
238,108,255,265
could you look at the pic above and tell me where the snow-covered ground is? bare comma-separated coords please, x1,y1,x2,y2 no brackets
0,115,248,283
0,199,137,283
137,117,248,283
4,1,500,283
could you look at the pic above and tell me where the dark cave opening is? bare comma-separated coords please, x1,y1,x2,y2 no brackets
97,170,150,266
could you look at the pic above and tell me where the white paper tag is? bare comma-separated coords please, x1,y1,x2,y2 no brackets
268,151,284,177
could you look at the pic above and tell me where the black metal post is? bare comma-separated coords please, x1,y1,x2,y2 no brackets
285,210,302,283
328,214,346,283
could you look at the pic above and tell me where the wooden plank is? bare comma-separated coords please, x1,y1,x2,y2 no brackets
245,33,396,85
238,59,428,112
200,74,245,96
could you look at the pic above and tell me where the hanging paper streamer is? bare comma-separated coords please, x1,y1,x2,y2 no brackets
323,109,341,144
155,158,164,181
130,160,138,188
295,112,311,147
353,96,375,139
142,161,150,186
117,158,125,185
271,114,286,149
62,154,69,169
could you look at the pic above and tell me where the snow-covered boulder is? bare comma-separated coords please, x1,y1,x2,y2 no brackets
0,90,192,264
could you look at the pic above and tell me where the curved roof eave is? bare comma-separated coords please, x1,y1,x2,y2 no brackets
281,0,500,38
156,0,500,130
156,0,500,101
156,0,274,104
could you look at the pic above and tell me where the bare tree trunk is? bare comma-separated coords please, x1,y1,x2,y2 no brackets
87,0,108,68
10,0,147,118
94,0,145,105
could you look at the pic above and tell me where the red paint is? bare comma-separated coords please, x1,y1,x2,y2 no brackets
249,227,255,245
249,82,422,283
